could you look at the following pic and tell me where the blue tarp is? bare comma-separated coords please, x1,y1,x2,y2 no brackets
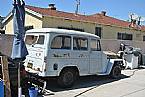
11,0,28,61
0,80,4,97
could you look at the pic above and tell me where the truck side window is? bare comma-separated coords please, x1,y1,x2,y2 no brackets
25,35,38,45
73,37,88,50
51,35,71,50
91,39,101,51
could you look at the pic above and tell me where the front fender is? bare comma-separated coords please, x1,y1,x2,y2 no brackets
106,59,123,74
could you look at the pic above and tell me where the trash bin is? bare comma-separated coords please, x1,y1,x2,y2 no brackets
0,80,4,97
29,87,38,97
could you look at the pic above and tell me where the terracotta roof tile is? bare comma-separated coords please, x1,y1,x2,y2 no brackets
25,5,145,31
91,13,130,27
141,26,145,31
25,5,95,22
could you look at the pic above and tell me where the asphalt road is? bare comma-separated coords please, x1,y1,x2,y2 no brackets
39,68,145,97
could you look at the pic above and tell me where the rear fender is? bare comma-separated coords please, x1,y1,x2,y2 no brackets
58,65,80,76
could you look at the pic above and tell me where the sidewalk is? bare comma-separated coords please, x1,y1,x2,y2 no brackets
40,68,145,97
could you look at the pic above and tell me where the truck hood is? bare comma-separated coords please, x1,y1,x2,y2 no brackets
103,51,119,59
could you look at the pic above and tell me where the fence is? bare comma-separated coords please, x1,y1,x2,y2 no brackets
101,39,145,54
0,34,14,57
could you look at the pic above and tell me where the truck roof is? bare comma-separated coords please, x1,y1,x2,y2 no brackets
26,28,100,38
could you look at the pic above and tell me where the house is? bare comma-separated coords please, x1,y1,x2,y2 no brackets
2,4,145,53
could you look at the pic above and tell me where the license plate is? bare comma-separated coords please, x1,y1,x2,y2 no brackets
27,63,33,68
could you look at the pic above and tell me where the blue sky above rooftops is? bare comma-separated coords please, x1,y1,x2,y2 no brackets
0,0,145,24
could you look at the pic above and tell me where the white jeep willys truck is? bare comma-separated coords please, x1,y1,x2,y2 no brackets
24,28,123,88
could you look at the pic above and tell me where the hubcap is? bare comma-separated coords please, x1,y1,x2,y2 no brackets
63,71,74,85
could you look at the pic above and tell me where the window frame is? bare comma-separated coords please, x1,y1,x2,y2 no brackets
95,27,102,38
73,36,88,51
143,36,145,41
90,38,101,51
25,35,39,45
50,35,71,50
117,32,133,40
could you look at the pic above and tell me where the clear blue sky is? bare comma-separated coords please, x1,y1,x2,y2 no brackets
0,0,145,24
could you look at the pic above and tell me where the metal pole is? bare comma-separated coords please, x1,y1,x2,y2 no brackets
18,62,22,97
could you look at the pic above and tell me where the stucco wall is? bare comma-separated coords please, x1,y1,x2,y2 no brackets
102,25,145,41
25,12,42,29
4,12,42,34
4,16,13,34
4,12,145,41
42,16,95,34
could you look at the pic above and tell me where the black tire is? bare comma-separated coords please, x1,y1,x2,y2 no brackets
110,65,121,79
57,69,76,88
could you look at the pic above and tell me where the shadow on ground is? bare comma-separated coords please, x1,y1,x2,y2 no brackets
37,74,130,97
37,67,145,97
44,74,129,92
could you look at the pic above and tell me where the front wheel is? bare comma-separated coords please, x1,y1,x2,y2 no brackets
57,69,76,88
110,65,121,79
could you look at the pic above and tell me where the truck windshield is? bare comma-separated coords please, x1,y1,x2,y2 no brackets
25,35,45,45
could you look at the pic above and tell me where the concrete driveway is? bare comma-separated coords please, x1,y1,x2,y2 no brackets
39,68,145,97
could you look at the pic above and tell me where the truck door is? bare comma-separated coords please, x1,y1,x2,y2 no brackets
71,36,90,74
25,34,46,75
48,35,72,72
89,38,102,74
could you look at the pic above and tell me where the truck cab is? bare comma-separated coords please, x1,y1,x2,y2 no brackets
24,28,123,87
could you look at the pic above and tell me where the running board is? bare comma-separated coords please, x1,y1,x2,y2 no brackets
97,72,109,76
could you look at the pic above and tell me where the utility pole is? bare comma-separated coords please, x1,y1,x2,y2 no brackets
75,0,80,14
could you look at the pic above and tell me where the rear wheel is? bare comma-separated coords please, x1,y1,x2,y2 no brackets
110,65,121,79
57,69,77,88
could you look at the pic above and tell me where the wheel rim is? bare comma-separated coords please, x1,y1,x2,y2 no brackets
63,71,74,85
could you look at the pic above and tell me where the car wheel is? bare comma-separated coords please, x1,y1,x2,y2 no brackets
57,69,76,88
110,65,121,79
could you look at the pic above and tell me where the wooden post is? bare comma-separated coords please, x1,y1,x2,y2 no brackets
0,56,11,97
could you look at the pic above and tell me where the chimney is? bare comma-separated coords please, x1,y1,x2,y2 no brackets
48,4,56,10
101,11,106,16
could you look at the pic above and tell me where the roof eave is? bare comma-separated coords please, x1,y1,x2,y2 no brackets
2,7,43,24
25,8,43,18
2,12,13,24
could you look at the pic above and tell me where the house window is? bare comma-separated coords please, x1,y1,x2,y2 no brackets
95,27,102,38
117,32,133,40
0,30,5,34
25,26,33,31
143,36,145,41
